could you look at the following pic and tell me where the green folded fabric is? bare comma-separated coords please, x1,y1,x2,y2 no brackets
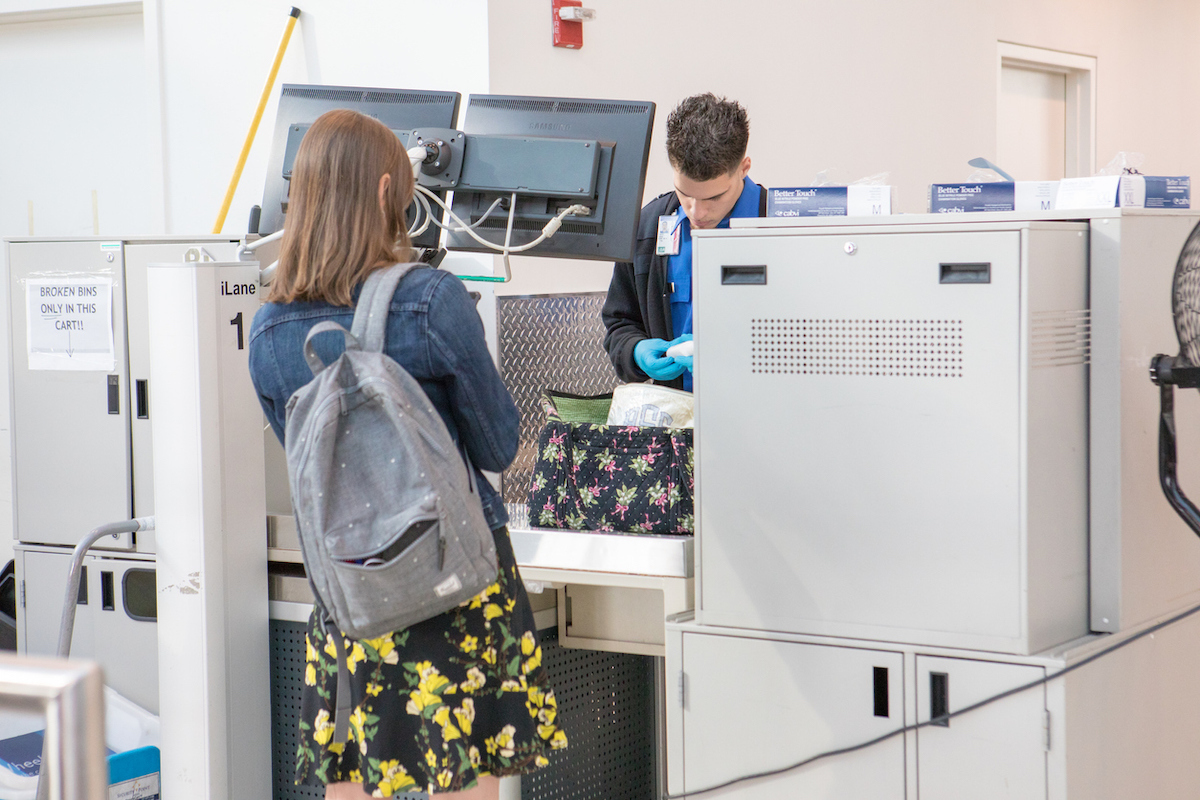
546,392,613,425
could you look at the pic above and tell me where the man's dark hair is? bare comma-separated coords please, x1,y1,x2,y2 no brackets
665,93,750,181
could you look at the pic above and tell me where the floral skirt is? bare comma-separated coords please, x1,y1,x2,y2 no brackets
297,527,567,795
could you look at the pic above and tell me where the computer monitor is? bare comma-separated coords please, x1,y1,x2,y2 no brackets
446,95,655,263
258,83,461,249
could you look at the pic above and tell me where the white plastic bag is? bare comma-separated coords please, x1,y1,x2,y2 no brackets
607,383,694,428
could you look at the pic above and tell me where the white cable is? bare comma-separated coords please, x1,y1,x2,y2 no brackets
415,184,589,253
430,196,506,232
501,192,518,281
407,191,432,238
407,145,427,181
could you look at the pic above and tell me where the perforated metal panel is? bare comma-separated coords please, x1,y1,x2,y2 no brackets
270,622,656,800
750,318,964,378
270,620,428,800
522,631,657,800
498,293,621,504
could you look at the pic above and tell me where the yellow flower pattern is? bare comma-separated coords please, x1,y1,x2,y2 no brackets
295,540,566,795
372,760,417,796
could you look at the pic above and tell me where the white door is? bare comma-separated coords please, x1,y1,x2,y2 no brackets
998,65,1067,182
681,631,905,799
996,43,1096,181
916,655,1047,799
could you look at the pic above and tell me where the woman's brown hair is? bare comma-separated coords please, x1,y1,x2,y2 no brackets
268,108,414,306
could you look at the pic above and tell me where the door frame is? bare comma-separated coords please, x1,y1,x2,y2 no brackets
998,42,1097,179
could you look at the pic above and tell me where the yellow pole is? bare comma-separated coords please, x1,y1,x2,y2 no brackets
212,6,301,234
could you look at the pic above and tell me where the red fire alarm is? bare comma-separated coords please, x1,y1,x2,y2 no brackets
552,0,585,49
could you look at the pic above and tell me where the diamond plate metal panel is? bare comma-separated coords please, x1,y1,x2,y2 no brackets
498,293,621,505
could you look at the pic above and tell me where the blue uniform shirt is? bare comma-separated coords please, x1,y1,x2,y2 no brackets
668,175,761,390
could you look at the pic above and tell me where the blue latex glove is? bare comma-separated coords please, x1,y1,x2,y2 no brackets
665,334,694,373
634,338,687,381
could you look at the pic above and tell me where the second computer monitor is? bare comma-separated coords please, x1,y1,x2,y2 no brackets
259,83,461,248
446,95,655,263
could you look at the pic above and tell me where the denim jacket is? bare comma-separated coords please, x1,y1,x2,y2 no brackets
248,265,518,531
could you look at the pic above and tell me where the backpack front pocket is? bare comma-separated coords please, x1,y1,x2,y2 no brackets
326,510,445,637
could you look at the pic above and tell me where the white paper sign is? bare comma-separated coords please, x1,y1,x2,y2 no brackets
26,277,116,371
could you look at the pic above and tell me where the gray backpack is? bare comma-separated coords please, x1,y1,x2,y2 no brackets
284,263,499,643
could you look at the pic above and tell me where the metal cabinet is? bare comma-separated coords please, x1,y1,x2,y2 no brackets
6,236,243,552
667,621,1059,800
16,545,93,658
8,240,134,549
692,222,1090,655
5,236,240,715
915,656,1047,800
667,626,906,799
15,545,158,712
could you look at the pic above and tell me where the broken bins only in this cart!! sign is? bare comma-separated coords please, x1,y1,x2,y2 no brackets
25,276,116,371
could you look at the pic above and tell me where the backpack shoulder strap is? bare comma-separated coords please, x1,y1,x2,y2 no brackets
351,263,422,353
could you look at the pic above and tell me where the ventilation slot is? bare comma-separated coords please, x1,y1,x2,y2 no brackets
751,318,964,378
280,87,456,106
1030,309,1091,368
552,100,652,115
472,98,557,113
470,98,651,115
478,218,597,235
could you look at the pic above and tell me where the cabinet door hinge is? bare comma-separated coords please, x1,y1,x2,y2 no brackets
1043,709,1052,751
678,671,687,708
19,580,25,609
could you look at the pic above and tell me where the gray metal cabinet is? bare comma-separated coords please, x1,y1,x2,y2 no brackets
15,545,158,712
6,236,243,552
915,656,1047,800
8,240,133,549
86,554,158,713
692,223,1089,655
671,629,905,799
667,621,1059,799
16,545,93,658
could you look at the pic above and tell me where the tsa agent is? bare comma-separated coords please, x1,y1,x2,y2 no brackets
248,109,565,800
602,93,766,391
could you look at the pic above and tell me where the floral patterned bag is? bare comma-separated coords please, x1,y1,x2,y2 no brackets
527,391,694,534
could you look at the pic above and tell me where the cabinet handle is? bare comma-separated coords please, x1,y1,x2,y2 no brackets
136,379,149,419
873,667,889,717
100,571,114,611
930,672,950,726
939,262,991,284
721,265,767,285
107,375,119,415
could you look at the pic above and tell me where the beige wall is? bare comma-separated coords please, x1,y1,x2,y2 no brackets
487,0,1200,293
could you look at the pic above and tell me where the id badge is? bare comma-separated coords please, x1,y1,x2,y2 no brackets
656,215,682,256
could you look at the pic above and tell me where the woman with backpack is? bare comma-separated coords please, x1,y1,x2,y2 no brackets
248,108,565,799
